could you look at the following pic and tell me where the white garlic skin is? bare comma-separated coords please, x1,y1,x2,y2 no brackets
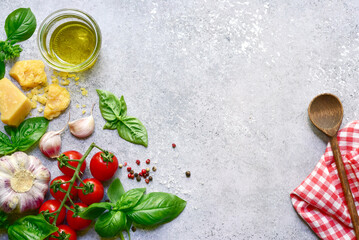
69,114,95,138
39,131,62,158
0,152,50,213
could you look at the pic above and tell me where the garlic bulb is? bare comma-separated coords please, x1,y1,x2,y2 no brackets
69,104,95,138
39,120,67,158
0,152,50,213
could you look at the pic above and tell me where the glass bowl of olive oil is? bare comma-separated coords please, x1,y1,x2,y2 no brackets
37,9,101,72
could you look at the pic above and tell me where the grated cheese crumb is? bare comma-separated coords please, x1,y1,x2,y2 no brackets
76,104,80,108
82,104,86,108
80,88,88,96
37,106,43,113
82,110,86,114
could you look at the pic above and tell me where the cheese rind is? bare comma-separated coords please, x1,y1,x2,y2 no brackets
9,60,47,89
0,78,32,126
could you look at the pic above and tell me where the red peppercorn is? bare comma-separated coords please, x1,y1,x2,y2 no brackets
145,179,150,184
127,167,131,172
141,169,147,174
172,143,176,148
128,173,132,178
146,159,150,164
139,172,143,176
131,174,135,179
124,162,127,167
136,160,140,165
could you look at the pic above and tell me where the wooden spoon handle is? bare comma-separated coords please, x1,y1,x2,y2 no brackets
330,136,359,239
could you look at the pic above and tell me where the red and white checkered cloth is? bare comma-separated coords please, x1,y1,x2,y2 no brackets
291,121,359,240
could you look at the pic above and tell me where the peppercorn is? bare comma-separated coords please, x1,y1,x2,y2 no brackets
131,226,137,232
119,164,123,168
134,173,138,177
186,171,191,177
139,172,143,176
136,176,141,182
124,162,127,167
141,169,147,174
136,160,140,165
152,166,157,172
130,170,134,174
149,176,153,181
145,179,150,184
146,159,150,164
146,167,150,172
172,143,176,148
128,173,132,179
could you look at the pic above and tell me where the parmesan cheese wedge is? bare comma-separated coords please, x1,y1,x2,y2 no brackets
0,78,32,126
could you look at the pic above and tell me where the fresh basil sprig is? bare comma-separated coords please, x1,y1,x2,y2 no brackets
0,117,49,156
0,8,36,78
80,178,186,239
7,214,58,240
97,90,148,147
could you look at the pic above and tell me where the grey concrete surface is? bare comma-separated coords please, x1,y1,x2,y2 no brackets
2,0,359,239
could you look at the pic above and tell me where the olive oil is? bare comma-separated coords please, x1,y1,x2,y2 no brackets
50,21,96,65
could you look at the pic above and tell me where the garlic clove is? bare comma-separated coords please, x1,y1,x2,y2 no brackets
69,104,95,138
39,118,68,158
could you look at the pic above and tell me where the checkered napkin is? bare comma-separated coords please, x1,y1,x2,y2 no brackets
291,121,359,240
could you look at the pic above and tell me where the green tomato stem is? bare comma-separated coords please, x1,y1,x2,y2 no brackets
52,142,97,225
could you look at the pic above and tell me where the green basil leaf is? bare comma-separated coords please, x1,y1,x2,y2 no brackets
97,89,122,122
0,61,4,79
15,117,49,151
108,178,125,203
0,211,8,229
5,8,36,43
118,188,146,211
94,210,126,238
4,126,17,145
0,131,16,156
117,116,148,147
125,215,132,231
120,96,127,117
80,202,113,220
8,214,58,240
127,192,186,226
103,120,118,130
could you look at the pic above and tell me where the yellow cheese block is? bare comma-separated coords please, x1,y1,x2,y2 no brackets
0,78,32,126
44,84,70,120
9,60,47,89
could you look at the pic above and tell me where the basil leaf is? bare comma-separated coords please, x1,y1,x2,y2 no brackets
15,117,49,151
0,211,8,229
103,120,118,130
4,126,17,145
80,202,113,220
120,96,127,117
5,8,36,43
8,214,58,240
108,178,125,203
0,61,4,79
97,89,122,122
0,131,16,156
117,116,148,147
94,210,126,238
127,192,186,226
118,188,146,211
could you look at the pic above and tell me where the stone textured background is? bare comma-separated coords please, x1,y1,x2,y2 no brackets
2,0,359,239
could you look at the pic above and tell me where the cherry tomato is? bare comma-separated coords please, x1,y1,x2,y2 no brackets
90,152,118,181
78,178,104,205
58,151,86,176
49,225,77,240
67,203,92,231
50,175,78,202
39,200,66,225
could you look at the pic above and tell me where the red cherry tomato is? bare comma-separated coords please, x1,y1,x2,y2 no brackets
90,152,118,181
78,178,104,205
67,203,92,231
39,200,66,225
49,225,77,240
50,175,78,202
58,151,86,176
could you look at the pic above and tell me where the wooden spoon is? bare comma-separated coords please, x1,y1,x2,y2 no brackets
308,93,359,239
